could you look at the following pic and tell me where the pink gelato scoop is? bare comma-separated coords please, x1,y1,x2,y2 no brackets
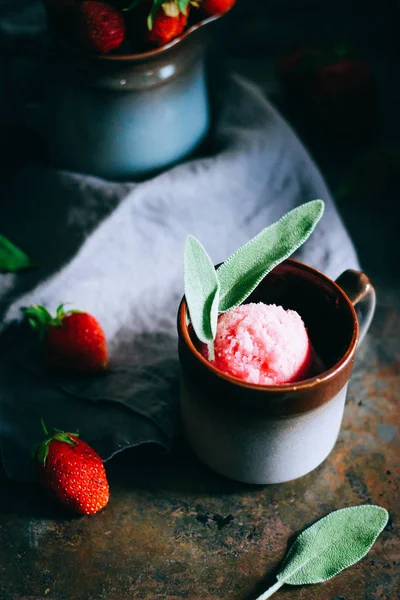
204,303,313,385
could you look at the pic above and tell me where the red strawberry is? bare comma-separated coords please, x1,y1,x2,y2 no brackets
201,0,235,16
23,304,109,373
35,421,110,515
78,0,125,54
146,1,188,47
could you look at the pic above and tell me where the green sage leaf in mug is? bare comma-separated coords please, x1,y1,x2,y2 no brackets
256,505,389,599
217,200,325,313
0,235,33,272
184,235,220,359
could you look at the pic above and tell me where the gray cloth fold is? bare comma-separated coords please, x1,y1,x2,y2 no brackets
0,74,360,481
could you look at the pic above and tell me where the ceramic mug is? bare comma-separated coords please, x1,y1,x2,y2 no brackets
177,259,376,485
6,16,220,180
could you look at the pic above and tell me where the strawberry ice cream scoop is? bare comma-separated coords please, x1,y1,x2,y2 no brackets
204,303,313,385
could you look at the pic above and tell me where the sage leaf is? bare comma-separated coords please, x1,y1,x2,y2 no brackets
217,200,324,313
256,505,389,599
0,235,33,272
184,236,220,357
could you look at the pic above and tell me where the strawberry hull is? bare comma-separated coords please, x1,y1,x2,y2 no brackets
23,305,109,374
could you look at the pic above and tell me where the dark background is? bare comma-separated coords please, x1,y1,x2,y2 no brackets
218,0,400,282
2,0,399,279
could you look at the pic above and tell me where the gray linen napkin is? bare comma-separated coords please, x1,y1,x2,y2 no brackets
0,74,360,481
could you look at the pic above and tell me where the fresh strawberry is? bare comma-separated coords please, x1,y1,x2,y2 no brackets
78,0,125,53
35,421,110,515
22,304,109,373
146,1,189,46
200,0,235,16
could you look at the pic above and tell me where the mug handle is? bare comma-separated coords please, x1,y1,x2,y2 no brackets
335,270,376,345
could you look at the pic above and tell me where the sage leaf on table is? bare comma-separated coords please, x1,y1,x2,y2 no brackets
184,235,220,360
0,235,33,272
256,505,389,599
217,199,324,313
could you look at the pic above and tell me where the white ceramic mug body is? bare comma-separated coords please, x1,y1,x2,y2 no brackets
6,19,217,180
181,379,348,484
41,59,209,179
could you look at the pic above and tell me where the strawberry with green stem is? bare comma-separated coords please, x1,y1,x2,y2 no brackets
146,0,191,46
35,419,110,515
22,304,109,373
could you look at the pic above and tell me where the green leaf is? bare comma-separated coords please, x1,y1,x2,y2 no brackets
36,440,51,465
147,0,164,29
184,235,220,354
177,0,191,13
217,200,324,313
21,304,60,339
257,505,389,599
40,418,49,437
0,235,33,272
122,0,143,12
35,424,79,466
53,433,78,446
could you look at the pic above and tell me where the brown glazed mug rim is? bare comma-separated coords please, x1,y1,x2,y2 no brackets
177,258,360,396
